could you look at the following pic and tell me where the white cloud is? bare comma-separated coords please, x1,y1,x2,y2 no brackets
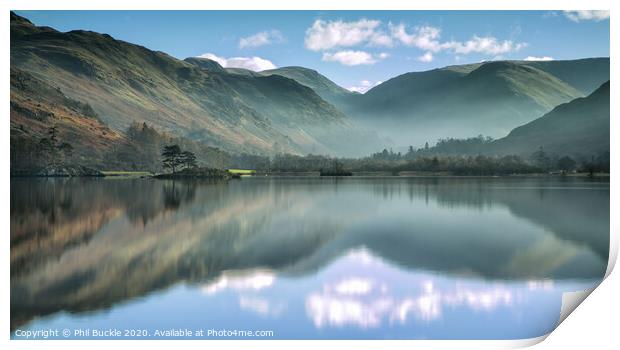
199,53,228,67
322,50,386,66
239,30,284,49
524,56,554,61
305,19,393,51
197,53,276,71
442,36,527,55
348,80,383,93
418,51,434,62
306,20,528,64
564,10,610,22
390,23,527,56
390,24,443,52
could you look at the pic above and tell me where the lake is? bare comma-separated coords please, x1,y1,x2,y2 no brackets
10,177,609,339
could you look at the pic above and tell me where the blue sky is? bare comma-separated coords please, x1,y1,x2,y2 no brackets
15,10,610,92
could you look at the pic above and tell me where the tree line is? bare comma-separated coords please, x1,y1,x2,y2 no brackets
11,122,610,176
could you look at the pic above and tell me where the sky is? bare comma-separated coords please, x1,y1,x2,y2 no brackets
15,10,610,92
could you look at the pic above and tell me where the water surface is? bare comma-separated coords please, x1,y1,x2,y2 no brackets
10,177,609,339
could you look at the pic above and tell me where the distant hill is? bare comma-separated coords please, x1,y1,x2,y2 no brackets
261,66,360,112
11,12,378,156
348,61,593,146
489,81,610,158
524,58,609,95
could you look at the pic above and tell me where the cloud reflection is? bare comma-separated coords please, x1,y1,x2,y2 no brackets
307,278,515,328
202,270,276,294
239,296,286,317
305,250,517,328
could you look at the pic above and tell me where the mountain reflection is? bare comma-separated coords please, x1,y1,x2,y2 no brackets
10,177,609,330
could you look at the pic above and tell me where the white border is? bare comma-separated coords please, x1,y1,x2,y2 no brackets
2,1,616,349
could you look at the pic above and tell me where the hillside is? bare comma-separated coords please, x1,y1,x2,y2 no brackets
490,81,610,157
261,66,360,112
10,67,124,170
10,12,609,160
11,12,377,157
524,58,609,95
349,61,587,146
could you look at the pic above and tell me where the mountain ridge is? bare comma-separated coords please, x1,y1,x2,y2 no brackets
11,12,378,156
344,59,607,146
10,11,610,160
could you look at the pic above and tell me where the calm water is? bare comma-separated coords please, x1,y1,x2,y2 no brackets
10,177,609,339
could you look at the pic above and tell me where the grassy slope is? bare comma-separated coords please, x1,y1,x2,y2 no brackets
10,68,125,168
11,12,374,156
490,81,610,157
261,66,360,111
524,58,610,94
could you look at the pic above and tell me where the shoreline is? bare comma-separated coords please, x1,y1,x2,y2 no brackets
10,172,610,179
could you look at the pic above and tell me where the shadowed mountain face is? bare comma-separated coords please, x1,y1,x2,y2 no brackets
11,177,608,329
10,13,378,156
261,66,360,113
489,81,610,157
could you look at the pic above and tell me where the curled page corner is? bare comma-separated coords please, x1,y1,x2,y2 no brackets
605,231,619,278
546,230,617,341
557,287,597,327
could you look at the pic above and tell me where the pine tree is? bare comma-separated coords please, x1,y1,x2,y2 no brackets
161,145,183,174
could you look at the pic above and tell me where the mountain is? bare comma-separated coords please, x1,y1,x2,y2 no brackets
489,81,610,157
10,67,124,169
524,58,609,95
261,66,359,111
10,12,378,157
10,12,609,159
348,61,590,146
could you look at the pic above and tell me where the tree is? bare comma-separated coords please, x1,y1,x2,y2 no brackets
161,144,183,174
58,142,73,162
180,151,197,169
39,126,63,166
531,146,550,171
557,156,576,173
430,156,440,171
48,125,58,145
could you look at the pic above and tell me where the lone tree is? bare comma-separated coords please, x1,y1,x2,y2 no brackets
161,144,184,174
180,150,197,169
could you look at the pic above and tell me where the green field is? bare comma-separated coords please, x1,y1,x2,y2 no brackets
228,169,256,175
